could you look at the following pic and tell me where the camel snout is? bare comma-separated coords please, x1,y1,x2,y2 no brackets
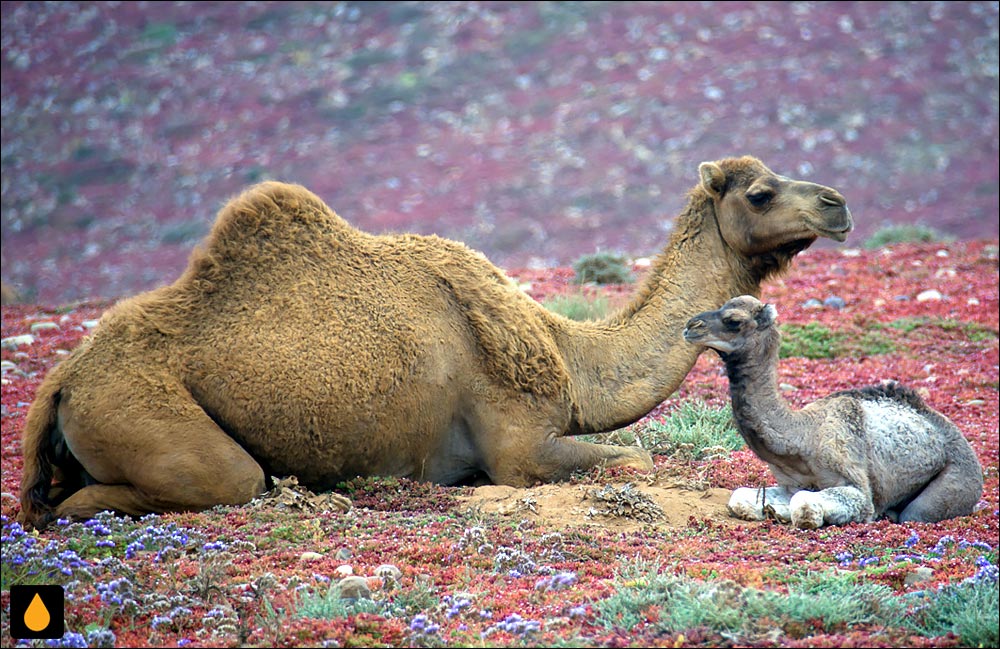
682,318,707,342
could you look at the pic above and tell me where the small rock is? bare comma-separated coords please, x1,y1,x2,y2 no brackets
916,289,943,302
334,547,352,561
334,564,353,577
29,322,59,334
374,564,402,584
779,383,798,392
0,360,17,373
841,248,861,257
82,320,100,329
935,249,949,258
904,566,934,587
802,298,823,309
1,334,34,350
823,296,846,309
299,551,324,562
964,399,986,407
336,575,372,600
967,297,980,306
893,295,910,302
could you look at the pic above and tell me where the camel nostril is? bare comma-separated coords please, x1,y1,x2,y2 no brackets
819,193,845,207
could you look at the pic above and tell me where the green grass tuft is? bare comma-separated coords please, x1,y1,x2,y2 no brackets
572,252,634,285
590,401,743,460
863,224,952,249
779,322,841,359
906,578,999,647
595,562,905,639
295,586,384,620
542,293,612,321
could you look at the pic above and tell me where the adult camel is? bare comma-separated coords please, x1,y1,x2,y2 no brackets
19,155,852,528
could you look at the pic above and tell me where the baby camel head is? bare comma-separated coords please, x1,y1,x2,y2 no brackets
699,156,853,257
682,295,777,356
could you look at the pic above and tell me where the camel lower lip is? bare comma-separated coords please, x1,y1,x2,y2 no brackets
809,226,851,242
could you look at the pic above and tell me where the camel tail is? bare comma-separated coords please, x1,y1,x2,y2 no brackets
17,368,65,529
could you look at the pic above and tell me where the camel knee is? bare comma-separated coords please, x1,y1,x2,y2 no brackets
145,454,266,510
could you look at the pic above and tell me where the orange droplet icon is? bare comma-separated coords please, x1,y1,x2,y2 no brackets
25,592,51,632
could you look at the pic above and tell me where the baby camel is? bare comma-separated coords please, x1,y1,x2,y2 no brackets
683,295,983,529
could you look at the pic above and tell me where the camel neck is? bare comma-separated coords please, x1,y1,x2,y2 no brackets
722,331,800,455
552,203,761,435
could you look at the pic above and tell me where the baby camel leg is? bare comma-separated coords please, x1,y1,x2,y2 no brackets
727,486,794,522
55,397,266,522
789,486,874,529
897,461,982,523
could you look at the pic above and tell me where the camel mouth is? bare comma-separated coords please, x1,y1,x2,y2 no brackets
805,208,853,242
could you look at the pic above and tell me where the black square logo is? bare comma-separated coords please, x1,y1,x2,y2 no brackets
10,585,65,639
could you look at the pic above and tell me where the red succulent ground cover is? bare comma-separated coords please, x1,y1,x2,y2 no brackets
1,240,997,648
2,2,998,305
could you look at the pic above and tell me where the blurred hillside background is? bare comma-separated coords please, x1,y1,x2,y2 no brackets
2,1,998,305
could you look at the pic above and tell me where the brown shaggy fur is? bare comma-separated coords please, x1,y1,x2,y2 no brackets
18,156,853,528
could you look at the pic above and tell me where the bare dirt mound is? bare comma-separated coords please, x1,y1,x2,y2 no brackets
456,481,737,531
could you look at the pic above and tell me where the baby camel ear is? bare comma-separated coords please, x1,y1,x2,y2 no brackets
698,162,726,197
756,303,778,328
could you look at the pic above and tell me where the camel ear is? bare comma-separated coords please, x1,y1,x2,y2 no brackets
698,162,726,197
756,303,778,328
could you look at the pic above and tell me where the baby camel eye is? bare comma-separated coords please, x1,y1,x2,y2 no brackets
722,316,742,330
746,190,772,208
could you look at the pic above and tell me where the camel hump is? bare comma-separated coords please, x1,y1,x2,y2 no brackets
215,180,350,235
203,181,353,260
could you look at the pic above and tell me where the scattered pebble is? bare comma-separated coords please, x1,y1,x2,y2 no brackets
375,564,403,585
82,320,101,329
904,566,934,587
29,321,59,333
335,575,372,600
779,383,798,392
802,298,823,309
299,551,324,562
1,335,34,350
916,289,943,302
823,295,845,309
334,564,353,576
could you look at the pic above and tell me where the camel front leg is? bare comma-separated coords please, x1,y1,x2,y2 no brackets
727,486,794,522
789,486,874,529
485,432,653,487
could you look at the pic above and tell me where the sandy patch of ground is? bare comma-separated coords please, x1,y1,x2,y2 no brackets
455,480,738,531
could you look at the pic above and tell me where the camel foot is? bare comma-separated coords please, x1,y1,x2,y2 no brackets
790,492,825,529
727,487,767,521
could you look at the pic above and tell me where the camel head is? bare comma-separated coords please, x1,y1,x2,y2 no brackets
698,156,853,257
682,295,777,355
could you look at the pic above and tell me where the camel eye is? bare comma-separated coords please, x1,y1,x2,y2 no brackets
722,316,742,330
746,190,772,208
